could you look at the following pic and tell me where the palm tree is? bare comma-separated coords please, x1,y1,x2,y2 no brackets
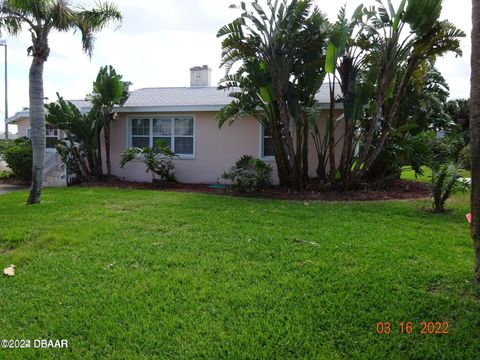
90,65,130,177
471,0,480,283
0,0,121,204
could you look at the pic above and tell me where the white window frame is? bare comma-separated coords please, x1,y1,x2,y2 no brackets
127,115,196,159
45,124,60,152
258,123,275,161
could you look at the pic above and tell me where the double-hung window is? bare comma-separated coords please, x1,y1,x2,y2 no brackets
261,125,275,159
46,124,59,149
130,116,195,157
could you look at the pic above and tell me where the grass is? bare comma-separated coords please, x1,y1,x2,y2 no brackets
0,188,479,359
402,166,472,183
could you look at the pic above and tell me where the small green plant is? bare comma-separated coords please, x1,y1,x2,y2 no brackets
431,162,469,213
120,140,176,184
412,131,469,213
222,155,272,192
0,169,13,180
0,137,32,181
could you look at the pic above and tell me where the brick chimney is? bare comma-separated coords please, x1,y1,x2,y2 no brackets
190,65,211,87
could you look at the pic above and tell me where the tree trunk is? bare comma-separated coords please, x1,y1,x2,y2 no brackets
273,98,301,190
104,119,111,177
471,0,480,283
328,77,336,181
96,130,103,178
27,56,46,205
301,116,309,184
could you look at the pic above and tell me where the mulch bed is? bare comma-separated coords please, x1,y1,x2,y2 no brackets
77,178,431,202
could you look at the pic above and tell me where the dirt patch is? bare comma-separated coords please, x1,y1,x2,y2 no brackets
76,178,431,202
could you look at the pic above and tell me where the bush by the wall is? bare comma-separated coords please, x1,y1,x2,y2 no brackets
0,137,32,181
222,155,273,192
120,139,176,184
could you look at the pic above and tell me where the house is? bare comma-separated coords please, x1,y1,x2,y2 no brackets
7,66,343,186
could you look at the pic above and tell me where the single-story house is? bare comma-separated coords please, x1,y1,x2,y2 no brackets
7,65,343,186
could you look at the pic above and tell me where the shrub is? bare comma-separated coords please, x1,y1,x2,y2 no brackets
56,141,86,183
431,162,469,213
222,155,272,192
414,131,469,213
459,144,471,170
0,169,13,180
120,139,176,184
0,137,32,181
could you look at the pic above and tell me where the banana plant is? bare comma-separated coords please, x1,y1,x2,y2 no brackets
217,0,329,189
46,94,103,179
90,66,130,177
351,0,464,181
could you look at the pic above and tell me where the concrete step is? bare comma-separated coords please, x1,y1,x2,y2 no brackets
44,180,66,187
48,170,65,177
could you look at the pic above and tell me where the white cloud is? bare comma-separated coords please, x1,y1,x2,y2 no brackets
2,0,472,134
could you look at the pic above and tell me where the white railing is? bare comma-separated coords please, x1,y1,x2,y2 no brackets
43,152,60,176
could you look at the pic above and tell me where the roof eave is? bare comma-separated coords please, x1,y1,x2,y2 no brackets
117,102,340,113
6,112,29,124
117,105,228,113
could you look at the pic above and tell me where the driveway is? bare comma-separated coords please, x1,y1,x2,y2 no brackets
0,184,28,195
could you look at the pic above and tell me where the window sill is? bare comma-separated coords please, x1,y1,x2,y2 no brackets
176,155,195,160
128,154,195,161
261,156,275,162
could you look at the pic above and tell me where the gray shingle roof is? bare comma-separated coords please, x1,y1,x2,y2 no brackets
122,87,233,109
8,83,339,122
119,83,336,112
68,99,92,111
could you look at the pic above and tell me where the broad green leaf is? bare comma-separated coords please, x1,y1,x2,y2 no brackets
325,43,338,74
259,87,272,102
393,0,407,31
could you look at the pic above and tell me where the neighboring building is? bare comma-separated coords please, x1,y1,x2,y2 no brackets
7,66,343,186
0,131,18,140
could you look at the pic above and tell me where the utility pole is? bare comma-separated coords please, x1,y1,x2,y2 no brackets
0,40,7,140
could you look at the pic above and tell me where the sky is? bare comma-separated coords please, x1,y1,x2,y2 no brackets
0,0,472,133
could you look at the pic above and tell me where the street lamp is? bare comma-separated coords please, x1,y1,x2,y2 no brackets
0,39,7,140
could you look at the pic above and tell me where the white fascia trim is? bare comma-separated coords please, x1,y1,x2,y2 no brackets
117,102,338,113
118,105,226,113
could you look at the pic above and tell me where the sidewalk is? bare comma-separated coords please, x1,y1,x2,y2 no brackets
0,184,28,195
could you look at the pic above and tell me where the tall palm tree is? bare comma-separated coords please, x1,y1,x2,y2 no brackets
471,0,480,283
0,0,121,204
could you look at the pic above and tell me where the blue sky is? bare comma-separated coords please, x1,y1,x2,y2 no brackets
1,0,471,133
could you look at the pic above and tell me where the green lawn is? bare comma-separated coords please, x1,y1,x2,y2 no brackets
402,166,472,183
0,188,478,359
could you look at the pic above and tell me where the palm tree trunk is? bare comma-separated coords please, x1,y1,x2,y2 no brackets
471,0,480,283
27,56,46,205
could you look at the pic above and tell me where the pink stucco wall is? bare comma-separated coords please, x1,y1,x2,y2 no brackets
12,110,344,185
15,118,30,138
109,110,343,184
110,112,272,184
